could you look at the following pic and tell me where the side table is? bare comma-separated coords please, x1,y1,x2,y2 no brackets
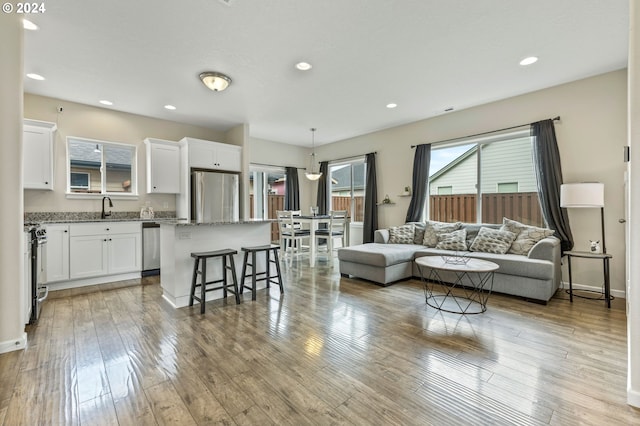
415,256,499,314
564,250,613,308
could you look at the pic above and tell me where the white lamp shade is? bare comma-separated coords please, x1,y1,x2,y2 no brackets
560,183,604,208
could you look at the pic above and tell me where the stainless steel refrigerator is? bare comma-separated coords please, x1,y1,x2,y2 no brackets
191,170,240,222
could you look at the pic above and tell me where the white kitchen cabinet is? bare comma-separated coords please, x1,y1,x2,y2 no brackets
69,222,141,279
23,119,56,190
144,138,180,193
182,137,241,172
44,224,70,282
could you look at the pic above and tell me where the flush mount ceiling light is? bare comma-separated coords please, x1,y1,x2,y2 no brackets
164,104,177,110
99,100,113,106
295,62,312,71
199,71,232,91
519,56,538,66
305,128,323,181
26,73,45,80
386,103,397,109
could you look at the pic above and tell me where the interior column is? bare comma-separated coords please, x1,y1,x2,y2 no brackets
628,0,640,408
0,13,26,353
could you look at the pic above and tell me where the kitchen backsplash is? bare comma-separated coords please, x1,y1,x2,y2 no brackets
24,211,178,222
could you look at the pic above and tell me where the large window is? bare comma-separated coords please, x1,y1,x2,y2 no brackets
67,137,136,195
428,131,543,226
329,159,366,223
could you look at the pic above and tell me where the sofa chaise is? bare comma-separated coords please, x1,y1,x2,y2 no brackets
337,221,562,303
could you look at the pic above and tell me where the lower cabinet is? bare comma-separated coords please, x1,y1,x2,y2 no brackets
44,224,70,283
69,222,141,280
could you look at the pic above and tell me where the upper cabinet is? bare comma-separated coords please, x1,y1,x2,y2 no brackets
144,138,180,194
23,119,56,190
182,137,241,172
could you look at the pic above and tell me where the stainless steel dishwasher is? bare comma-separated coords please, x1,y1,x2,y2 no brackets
142,222,160,276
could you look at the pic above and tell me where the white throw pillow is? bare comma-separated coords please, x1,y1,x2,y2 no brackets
435,229,468,251
422,221,462,247
501,217,555,256
388,223,416,244
469,227,517,254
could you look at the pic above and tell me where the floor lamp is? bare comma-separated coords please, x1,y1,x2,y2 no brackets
560,182,606,253
560,182,611,307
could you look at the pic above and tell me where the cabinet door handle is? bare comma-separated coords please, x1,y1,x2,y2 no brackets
44,181,48,185
64,230,68,233
103,239,107,242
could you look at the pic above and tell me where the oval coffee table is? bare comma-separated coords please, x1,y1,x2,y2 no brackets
415,256,499,314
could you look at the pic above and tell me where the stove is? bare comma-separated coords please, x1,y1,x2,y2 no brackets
27,224,48,324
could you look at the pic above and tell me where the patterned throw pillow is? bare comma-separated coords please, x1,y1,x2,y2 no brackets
469,227,517,254
422,221,462,247
435,229,468,251
388,223,416,244
501,218,555,256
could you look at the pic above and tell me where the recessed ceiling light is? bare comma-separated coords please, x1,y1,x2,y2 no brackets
164,105,176,110
386,103,397,109
26,73,45,81
295,62,312,71
519,56,538,66
99,100,113,106
23,19,38,30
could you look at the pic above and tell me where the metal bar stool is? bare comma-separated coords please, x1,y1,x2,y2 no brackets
239,244,284,300
189,249,240,314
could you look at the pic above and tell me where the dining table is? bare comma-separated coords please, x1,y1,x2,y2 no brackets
295,214,349,267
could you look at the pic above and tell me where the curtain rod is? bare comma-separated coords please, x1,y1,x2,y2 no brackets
250,162,306,170
410,116,560,148
328,151,377,163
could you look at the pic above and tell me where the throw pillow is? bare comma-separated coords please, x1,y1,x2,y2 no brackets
408,222,427,245
469,227,517,254
435,229,468,251
501,217,555,256
388,223,416,244
422,221,462,247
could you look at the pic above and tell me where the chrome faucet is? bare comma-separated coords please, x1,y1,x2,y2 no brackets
101,196,113,219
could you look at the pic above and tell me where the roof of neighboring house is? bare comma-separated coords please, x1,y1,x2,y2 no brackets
429,145,477,181
331,163,365,191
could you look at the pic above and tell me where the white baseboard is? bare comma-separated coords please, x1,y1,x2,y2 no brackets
560,281,626,299
628,387,640,408
47,272,141,291
0,332,27,354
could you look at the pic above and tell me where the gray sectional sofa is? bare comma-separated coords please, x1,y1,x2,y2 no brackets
337,222,562,303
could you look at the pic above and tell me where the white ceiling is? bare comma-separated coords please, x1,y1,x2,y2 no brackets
23,0,629,146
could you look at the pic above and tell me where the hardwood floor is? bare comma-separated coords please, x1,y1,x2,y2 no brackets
1,258,638,425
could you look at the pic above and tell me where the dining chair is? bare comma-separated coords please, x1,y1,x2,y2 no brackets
315,210,347,256
276,210,310,258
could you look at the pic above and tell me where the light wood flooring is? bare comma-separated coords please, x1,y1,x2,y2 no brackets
1,257,638,425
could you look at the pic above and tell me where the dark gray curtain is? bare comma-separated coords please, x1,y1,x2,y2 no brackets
363,153,378,243
531,119,574,252
284,167,300,210
405,144,431,223
316,161,329,214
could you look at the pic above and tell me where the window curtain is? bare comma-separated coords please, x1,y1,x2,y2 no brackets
531,119,574,252
284,167,300,210
363,153,378,243
316,161,329,214
405,144,431,223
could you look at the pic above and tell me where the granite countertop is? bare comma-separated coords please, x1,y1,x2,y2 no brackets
39,218,185,224
165,219,276,226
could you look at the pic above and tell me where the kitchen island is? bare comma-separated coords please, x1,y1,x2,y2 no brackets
160,219,274,308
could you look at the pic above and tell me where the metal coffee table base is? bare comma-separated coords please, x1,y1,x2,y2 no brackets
423,268,494,314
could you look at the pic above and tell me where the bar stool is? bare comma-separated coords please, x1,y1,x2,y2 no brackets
189,249,240,314
239,244,284,300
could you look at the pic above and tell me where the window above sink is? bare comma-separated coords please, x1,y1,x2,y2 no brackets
66,136,138,198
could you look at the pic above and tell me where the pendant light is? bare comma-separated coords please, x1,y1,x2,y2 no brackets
305,128,323,181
